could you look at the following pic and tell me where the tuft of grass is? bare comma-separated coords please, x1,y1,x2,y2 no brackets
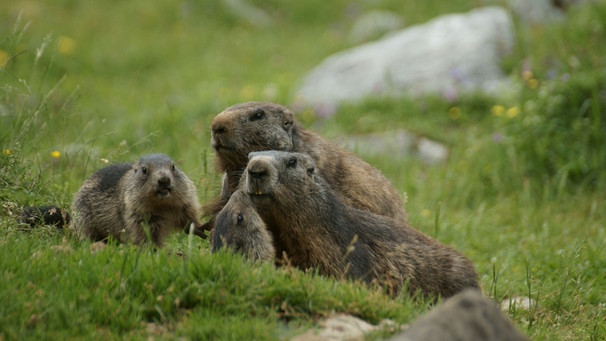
0,229,425,339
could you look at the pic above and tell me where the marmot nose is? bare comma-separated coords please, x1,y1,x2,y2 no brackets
212,123,226,135
248,168,268,180
158,176,171,187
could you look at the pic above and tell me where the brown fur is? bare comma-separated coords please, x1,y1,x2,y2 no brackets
210,189,275,262
71,153,205,246
204,101,407,229
238,151,479,298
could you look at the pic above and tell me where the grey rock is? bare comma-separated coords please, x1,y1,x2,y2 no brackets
509,0,594,24
293,7,514,117
340,130,449,165
391,289,528,341
292,314,397,341
509,0,565,24
221,0,272,27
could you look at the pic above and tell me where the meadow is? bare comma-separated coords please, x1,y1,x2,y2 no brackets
1,0,605,339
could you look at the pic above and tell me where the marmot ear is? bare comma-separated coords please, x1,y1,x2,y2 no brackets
282,108,298,149
282,110,294,130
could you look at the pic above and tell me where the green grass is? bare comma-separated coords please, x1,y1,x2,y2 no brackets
1,1,606,339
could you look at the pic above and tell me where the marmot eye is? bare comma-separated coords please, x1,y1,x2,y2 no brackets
237,213,243,224
141,167,148,175
171,163,176,171
307,167,314,176
287,157,297,167
249,108,265,121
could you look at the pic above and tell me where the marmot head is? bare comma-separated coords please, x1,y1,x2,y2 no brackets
210,102,296,172
129,153,186,204
211,190,274,262
243,151,318,207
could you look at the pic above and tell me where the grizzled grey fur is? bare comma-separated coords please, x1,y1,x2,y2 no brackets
72,153,204,246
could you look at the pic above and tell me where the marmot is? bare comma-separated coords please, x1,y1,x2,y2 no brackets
232,151,479,298
72,153,206,246
210,189,275,262
204,101,408,229
18,205,71,228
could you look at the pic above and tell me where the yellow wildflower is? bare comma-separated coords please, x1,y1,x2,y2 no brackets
448,107,461,120
3,149,12,156
527,78,540,90
0,50,8,68
57,36,76,56
506,107,520,119
51,150,61,158
491,105,505,117
421,209,432,219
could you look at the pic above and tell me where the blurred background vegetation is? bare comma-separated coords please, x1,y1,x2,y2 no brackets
1,0,604,202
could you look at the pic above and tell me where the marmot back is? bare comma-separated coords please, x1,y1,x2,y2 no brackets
72,153,204,246
204,101,408,229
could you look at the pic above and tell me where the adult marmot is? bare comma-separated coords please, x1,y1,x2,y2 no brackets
226,151,478,298
204,102,407,229
72,153,205,246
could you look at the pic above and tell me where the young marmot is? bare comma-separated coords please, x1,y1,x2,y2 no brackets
211,189,275,262
222,151,479,298
72,153,205,246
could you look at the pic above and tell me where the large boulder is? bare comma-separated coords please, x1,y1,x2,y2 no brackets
293,7,514,117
